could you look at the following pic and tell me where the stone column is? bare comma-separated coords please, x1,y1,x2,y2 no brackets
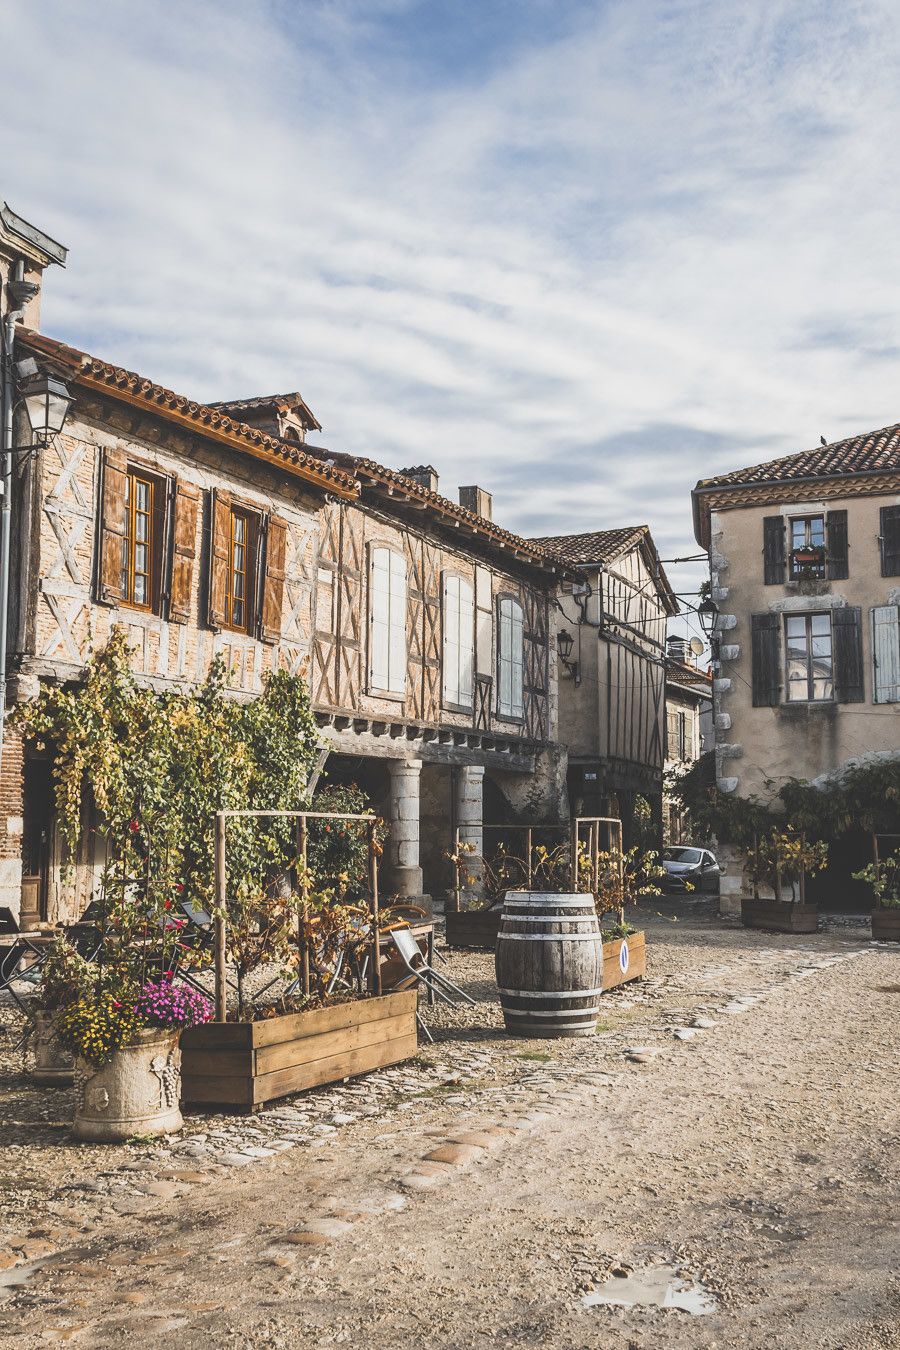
384,759,423,898
455,765,485,902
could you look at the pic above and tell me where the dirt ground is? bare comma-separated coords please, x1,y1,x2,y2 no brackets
1,911,898,1349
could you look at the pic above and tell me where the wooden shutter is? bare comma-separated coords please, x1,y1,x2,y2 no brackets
763,516,786,585
825,510,848,580
833,606,864,703
442,574,474,707
370,547,390,691
207,489,231,629
880,505,900,576
388,551,407,694
259,515,287,643
751,613,780,706
98,447,128,604
872,605,900,704
167,479,200,624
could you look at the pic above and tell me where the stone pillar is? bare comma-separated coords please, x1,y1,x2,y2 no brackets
455,765,485,901
384,759,423,898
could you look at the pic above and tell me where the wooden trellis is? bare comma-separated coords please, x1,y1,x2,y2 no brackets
212,809,381,1022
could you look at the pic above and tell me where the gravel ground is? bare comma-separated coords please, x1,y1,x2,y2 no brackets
0,910,898,1348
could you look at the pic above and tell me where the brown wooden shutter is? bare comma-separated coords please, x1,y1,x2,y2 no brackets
763,517,786,585
98,447,128,604
751,613,780,706
880,505,900,576
207,489,231,629
826,510,848,580
168,479,200,624
833,606,864,703
260,515,287,644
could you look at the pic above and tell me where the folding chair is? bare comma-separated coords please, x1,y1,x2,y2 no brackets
388,926,476,1008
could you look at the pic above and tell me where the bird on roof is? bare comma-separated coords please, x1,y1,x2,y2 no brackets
820,436,828,446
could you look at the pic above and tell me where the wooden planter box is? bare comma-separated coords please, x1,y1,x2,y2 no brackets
445,906,502,949
180,990,418,1111
872,908,900,941
741,898,819,934
601,931,646,990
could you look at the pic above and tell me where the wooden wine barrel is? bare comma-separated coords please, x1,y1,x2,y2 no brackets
495,892,603,1038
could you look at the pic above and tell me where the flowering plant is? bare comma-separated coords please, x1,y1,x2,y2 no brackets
134,975,213,1029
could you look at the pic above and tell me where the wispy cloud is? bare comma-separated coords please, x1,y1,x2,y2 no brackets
7,0,900,630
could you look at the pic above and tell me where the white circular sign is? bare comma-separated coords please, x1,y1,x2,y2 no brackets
619,939,630,975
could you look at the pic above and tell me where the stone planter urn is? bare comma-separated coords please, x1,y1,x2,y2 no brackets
73,1028,183,1142
31,1011,75,1087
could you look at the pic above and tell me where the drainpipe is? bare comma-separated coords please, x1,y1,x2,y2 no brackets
0,258,26,770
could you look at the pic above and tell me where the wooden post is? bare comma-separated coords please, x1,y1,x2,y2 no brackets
298,815,310,998
591,821,599,897
368,820,382,997
450,826,461,915
214,811,227,1023
570,819,579,893
753,833,760,901
526,826,533,891
799,832,806,907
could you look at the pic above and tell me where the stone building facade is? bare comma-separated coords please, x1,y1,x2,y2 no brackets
0,211,569,922
663,644,712,844
692,427,900,913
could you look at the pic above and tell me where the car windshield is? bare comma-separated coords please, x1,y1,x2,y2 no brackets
665,847,703,864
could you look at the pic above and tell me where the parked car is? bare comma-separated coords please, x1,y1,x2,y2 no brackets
662,846,721,894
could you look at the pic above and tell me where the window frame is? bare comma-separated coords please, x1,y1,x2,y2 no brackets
788,513,827,579
368,543,407,697
120,464,165,614
442,570,475,712
784,611,835,704
222,503,258,635
496,592,525,722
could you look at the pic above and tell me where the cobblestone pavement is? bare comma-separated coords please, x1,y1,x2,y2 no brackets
0,912,898,1348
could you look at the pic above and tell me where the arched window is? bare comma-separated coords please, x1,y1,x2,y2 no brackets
369,546,406,694
497,595,524,719
442,572,474,709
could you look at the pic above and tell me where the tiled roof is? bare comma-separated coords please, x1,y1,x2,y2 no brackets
209,391,321,431
17,331,355,498
696,423,900,490
528,525,648,566
323,450,572,575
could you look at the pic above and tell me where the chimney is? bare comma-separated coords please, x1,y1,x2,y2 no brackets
459,485,492,521
0,202,68,331
667,635,692,665
399,465,440,493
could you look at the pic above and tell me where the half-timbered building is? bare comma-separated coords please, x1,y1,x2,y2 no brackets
530,526,679,846
0,211,570,922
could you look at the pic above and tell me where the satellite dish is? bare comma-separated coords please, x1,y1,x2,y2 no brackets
689,636,705,657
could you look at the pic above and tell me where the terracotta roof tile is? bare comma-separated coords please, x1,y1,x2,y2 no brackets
16,331,355,498
528,526,648,566
209,391,321,431
697,423,900,491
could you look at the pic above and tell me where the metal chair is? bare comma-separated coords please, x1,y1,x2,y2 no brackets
388,926,476,1008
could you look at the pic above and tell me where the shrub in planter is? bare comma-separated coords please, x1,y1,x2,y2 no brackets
853,858,900,941
741,829,827,933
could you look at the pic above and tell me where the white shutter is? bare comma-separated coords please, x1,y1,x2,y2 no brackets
370,548,405,694
497,596,524,718
510,600,524,717
388,550,406,694
459,579,474,706
369,547,390,691
443,574,460,705
872,605,900,703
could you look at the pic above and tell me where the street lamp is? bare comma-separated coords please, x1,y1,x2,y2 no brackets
19,371,73,445
557,628,580,684
697,596,719,637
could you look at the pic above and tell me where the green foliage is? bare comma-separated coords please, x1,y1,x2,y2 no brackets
853,857,900,908
11,629,320,916
747,828,828,902
307,782,385,898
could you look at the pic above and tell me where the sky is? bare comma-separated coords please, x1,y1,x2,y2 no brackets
6,0,900,638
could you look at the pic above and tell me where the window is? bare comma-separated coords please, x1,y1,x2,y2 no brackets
789,515,826,579
442,573,474,708
121,471,155,608
224,506,254,632
785,613,833,702
497,595,524,719
369,546,406,694
667,707,688,761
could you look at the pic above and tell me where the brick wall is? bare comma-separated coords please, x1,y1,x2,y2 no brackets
0,728,24,916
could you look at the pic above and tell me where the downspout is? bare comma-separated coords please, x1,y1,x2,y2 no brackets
0,258,26,769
